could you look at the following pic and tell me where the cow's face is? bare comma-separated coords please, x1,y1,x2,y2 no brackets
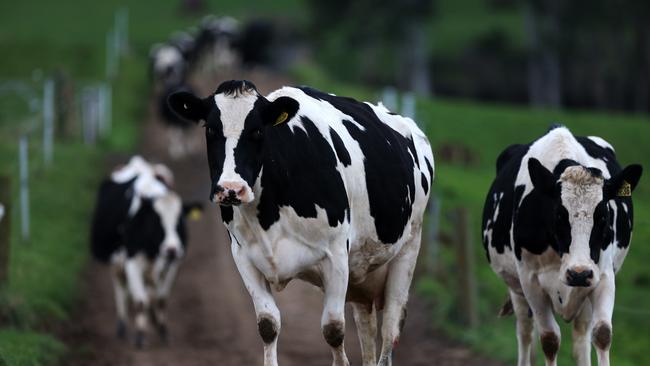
167,80,298,206
527,158,642,288
126,192,203,261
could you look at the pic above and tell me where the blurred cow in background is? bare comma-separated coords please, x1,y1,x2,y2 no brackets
90,156,202,348
193,16,240,74
149,43,187,94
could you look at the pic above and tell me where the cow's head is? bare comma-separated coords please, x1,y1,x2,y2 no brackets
527,158,642,288
167,80,299,206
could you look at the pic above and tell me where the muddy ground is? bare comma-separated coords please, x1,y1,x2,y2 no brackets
62,69,503,366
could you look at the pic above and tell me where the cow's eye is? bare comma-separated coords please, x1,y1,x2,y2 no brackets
251,128,263,141
206,127,216,137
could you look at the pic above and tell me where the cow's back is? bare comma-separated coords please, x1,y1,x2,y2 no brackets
274,86,433,247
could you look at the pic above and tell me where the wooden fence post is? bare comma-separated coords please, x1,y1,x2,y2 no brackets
455,207,478,328
0,176,11,286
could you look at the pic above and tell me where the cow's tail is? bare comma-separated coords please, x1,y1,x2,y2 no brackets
498,296,514,317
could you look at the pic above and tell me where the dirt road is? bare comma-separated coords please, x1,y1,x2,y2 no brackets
62,69,502,366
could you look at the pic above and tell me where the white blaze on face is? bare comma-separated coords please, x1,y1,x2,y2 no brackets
559,166,604,282
213,92,258,202
153,192,184,258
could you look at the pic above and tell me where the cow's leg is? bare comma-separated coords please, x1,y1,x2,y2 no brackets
125,257,149,348
321,251,350,366
572,300,593,366
352,302,377,366
590,272,615,366
231,240,280,366
153,260,180,343
111,263,129,340
510,290,534,366
521,281,560,366
378,227,422,366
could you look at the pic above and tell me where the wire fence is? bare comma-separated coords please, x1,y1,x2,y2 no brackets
0,8,129,285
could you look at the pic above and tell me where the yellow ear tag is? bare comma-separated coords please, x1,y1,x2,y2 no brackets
617,181,632,197
189,208,203,221
273,112,289,126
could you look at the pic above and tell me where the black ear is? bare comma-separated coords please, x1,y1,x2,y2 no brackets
167,92,209,123
606,164,643,198
528,158,556,194
183,202,204,221
263,96,299,126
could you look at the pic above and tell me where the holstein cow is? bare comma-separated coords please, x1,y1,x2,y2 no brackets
168,80,433,366
149,43,187,93
90,156,202,347
482,125,642,366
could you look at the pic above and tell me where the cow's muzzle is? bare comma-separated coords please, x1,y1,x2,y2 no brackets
211,181,252,206
565,267,594,287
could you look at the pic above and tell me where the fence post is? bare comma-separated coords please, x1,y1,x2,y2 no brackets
0,176,10,287
106,29,116,80
401,92,416,121
19,136,29,242
455,207,478,328
426,195,441,270
381,87,398,112
43,78,55,166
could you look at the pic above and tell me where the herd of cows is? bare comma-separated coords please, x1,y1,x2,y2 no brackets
89,16,643,366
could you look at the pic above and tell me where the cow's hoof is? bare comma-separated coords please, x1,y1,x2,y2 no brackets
134,331,145,349
116,320,127,340
323,321,345,348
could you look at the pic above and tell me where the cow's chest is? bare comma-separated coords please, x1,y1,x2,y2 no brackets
519,249,592,320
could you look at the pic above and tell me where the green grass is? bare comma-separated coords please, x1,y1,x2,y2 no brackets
293,64,650,365
0,329,64,366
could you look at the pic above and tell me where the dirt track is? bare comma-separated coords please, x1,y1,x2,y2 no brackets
62,69,503,366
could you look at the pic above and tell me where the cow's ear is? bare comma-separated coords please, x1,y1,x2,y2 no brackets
183,202,204,221
606,164,642,198
263,96,299,126
167,92,209,123
528,158,555,194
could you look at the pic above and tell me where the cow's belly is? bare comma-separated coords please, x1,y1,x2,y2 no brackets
348,239,403,285
487,245,521,293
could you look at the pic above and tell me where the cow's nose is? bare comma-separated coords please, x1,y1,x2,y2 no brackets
566,268,594,287
165,247,178,261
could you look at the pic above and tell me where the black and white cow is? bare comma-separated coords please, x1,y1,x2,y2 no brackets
482,125,642,366
90,156,202,347
193,16,240,73
168,80,434,366
149,43,187,92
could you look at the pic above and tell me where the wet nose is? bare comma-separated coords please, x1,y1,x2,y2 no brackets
165,247,178,261
566,268,594,287
213,182,246,204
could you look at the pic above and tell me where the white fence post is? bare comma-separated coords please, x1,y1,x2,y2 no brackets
82,87,99,145
43,78,55,166
116,7,129,56
19,136,29,241
98,83,112,137
401,92,416,120
381,87,398,112
106,29,116,80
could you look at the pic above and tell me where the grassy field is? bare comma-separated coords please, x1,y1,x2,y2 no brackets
292,65,650,365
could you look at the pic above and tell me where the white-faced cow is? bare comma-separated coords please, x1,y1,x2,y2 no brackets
90,156,202,348
482,125,642,366
168,80,434,366
149,43,187,93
